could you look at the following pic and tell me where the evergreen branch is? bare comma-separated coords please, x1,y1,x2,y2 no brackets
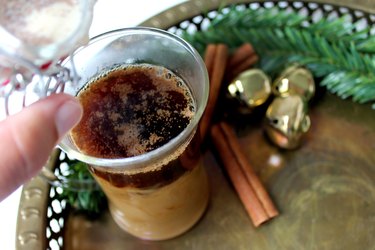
211,8,375,53
181,7,375,106
58,160,107,217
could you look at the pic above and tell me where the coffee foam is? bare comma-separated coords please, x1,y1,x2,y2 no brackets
73,63,197,174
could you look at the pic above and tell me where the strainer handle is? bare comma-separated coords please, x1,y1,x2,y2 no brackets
38,148,99,191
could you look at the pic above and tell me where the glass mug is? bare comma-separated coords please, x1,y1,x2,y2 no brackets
59,27,210,240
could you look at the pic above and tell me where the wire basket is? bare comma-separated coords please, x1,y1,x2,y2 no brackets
16,1,375,249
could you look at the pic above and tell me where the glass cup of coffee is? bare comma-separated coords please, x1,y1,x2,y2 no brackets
59,27,210,240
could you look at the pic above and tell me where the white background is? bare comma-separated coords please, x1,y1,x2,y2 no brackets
0,1,185,249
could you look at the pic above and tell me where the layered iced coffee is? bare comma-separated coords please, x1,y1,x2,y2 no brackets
70,63,209,240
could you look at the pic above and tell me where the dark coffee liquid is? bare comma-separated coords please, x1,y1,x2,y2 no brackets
71,64,195,159
71,64,199,188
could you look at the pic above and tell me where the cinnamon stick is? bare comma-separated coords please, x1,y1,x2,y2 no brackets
226,43,259,81
229,54,259,80
200,44,228,140
211,125,269,227
204,44,218,77
219,122,279,219
227,43,255,69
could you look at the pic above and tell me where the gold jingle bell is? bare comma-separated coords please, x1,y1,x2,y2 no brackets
265,95,311,149
272,65,315,101
227,69,271,113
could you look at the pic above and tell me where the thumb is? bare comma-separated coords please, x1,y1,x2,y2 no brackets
0,94,82,200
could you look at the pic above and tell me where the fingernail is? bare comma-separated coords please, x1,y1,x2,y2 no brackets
55,99,82,138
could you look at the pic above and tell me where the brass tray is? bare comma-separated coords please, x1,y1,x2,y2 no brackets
16,1,375,249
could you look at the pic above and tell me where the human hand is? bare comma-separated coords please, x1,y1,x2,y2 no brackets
0,94,82,201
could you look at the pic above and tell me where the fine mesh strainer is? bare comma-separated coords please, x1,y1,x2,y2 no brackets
0,0,96,116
